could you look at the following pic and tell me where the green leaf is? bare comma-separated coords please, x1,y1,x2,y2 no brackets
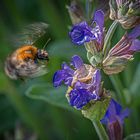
49,40,86,59
25,83,74,111
124,133,140,140
81,97,111,121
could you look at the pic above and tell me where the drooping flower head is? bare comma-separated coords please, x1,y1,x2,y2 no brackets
109,0,140,29
53,55,102,109
101,99,129,140
103,25,140,74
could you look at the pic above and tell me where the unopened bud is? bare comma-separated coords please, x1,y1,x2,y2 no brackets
109,0,140,29
66,1,85,24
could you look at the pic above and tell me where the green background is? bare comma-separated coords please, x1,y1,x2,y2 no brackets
0,0,140,140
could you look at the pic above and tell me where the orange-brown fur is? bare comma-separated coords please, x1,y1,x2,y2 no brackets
16,45,38,61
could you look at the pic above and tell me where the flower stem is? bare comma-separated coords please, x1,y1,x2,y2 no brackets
92,120,109,140
103,20,118,58
109,75,126,105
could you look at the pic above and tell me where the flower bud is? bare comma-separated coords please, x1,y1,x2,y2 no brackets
109,0,140,29
101,99,129,140
103,25,140,75
66,1,85,24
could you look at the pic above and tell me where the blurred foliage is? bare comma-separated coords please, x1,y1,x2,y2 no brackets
0,0,140,140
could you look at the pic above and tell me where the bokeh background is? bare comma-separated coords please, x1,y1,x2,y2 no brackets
0,0,140,140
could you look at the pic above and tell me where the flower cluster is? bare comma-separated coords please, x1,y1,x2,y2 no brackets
53,1,140,139
53,55,103,109
69,9,140,74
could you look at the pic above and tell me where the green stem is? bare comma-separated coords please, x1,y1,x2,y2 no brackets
103,20,118,58
86,0,91,21
92,120,109,140
109,75,126,105
0,73,48,140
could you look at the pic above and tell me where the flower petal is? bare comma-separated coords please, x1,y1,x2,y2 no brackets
74,81,88,89
93,69,101,86
93,10,104,32
53,70,66,87
69,21,95,45
119,108,130,124
71,55,84,69
53,63,74,87
128,25,140,39
101,99,129,125
130,39,140,52
64,77,73,86
62,62,74,75
69,89,97,109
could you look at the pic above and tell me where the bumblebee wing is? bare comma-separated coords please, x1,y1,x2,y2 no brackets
14,22,49,47
17,61,48,79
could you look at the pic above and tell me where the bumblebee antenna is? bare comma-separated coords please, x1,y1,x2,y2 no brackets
43,38,51,50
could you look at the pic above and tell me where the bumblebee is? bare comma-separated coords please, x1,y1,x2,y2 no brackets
5,22,49,80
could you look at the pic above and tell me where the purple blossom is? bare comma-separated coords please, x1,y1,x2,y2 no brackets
68,69,101,109
53,55,83,87
92,9,104,47
101,99,129,140
69,21,95,45
53,55,102,110
69,10,105,48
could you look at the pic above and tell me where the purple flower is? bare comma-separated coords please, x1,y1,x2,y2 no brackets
69,10,105,48
103,25,140,75
53,55,94,87
69,21,95,45
101,99,129,124
53,55,102,110
68,69,101,109
101,99,129,140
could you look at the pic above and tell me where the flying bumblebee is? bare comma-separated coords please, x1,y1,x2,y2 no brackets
5,22,49,80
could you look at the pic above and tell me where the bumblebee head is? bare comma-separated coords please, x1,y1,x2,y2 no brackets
37,49,49,61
